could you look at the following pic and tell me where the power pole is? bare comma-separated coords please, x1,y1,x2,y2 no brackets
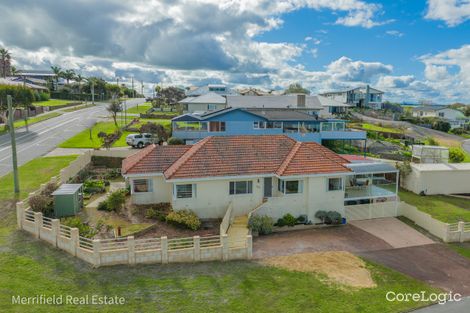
7,95,20,194
141,81,144,97
91,80,95,104
131,77,135,98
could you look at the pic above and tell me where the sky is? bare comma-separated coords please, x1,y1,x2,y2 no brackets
0,0,470,103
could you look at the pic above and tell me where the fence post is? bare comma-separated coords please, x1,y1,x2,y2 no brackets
128,236,136,265
93,239,101,267
16,201,24,229
70,228,79,256
161,236,168,264
459,221,465,243
222,234,229,261
443,225,450,243
246,235,252,259
34,212,43,239
193,236,200,262
51,219,60,247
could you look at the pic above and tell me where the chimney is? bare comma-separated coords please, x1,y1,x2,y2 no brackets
297,94,306,107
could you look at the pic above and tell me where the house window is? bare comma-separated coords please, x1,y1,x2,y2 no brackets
133,179,152,193
175,184,196,198
283,122,299,133
208,104,217,111
253,121,266,129
278,179,303,194
266,122,282,129
209,121,226,132
328,178,343,191
438,112,444,117
229,181,253,195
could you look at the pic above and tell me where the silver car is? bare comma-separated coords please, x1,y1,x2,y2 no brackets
126,133,156,148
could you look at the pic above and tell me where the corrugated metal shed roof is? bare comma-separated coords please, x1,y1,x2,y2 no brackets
51,184,83,195
346,162,397,174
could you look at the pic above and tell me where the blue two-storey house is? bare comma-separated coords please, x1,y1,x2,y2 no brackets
171,107,366,152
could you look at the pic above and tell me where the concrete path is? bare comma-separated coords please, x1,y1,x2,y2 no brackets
350,217,434,248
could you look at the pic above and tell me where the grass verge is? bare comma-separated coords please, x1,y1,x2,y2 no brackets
33,99,81,107
399,189,470,223
0,112,62,134
59,122,120,149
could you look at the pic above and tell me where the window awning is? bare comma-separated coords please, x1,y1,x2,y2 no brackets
346,162,397,174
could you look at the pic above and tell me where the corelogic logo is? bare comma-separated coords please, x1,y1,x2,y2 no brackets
386,291,462,305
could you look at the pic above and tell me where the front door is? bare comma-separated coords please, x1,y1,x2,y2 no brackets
264,177,272,197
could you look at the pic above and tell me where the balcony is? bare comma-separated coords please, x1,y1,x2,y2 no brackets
345,172,398,201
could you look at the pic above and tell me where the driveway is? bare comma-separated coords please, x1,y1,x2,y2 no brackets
350,217,434,248
253,219,470,295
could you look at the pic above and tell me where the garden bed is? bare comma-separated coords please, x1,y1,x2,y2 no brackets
271,223,343,233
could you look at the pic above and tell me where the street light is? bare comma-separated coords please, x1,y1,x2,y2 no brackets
7,95,20,194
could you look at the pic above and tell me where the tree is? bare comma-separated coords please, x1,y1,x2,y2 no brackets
139,122,168,140
432,120,451,133
75,74,86,94
464,106,470,117
107,100,121,128
154,86,185,107
284,83,310,95
50,66,62,86
0,85,34,129
106,84,121,99
10,66,19,76
0,48,11,78
62,69,76,85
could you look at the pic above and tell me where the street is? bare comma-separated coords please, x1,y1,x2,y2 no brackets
0,98,145,177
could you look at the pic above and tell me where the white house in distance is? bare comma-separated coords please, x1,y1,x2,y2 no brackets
121,135,398,221
320,85,384,110
411,106,468,129
179,92,227,113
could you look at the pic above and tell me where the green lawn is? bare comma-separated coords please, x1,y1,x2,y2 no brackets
125,102,152,114
448,243,470,260
33,99,81,107
59,122,121,149
112,130,133,147
0,156,441,312
0,155,77,202
133,118,171,129
0,112,62,134
350,123,404,134
399,189,470,223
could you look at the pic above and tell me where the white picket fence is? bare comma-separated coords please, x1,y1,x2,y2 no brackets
18,209,252,267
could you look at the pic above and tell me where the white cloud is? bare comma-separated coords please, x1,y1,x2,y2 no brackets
385,30,404,37
304,36,313,41
425,0,470,26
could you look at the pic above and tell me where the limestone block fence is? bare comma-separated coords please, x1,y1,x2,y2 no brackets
16,150,252,267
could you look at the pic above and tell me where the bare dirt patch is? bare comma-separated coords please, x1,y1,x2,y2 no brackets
261,251,376,289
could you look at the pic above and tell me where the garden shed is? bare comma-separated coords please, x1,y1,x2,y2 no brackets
52,184,83,218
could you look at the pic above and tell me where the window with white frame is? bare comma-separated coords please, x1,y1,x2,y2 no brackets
208,104,217,111
133,179,153,193
266,121,282,129
229,181,253,195
278,179,303,194
175,184,196,198
253,121,266,129
328,177,343,191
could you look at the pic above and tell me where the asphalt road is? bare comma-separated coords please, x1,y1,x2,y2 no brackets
0,98,145,177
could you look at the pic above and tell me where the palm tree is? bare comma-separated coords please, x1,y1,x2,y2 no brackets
62,69,76,85
50,66,62,90
0,48,11,78
10,66,19,76
75,74,85,94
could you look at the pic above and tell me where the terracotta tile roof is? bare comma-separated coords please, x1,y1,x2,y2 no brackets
123,135,351,179
122,144,191,175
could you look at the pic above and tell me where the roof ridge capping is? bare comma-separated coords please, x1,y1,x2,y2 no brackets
122,144,157,174
164,136,211,179
276,141,302,176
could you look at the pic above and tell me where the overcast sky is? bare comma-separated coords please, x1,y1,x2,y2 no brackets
1,0,470,103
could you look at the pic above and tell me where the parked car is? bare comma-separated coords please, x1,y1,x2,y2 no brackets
126,133,157,148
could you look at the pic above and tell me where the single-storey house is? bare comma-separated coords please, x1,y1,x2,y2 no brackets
122,135,398,221
411,106,468,129
179,92,227,113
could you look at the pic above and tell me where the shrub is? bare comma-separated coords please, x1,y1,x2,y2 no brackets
432,120,451,133
39,92,50,101
282,213,296,227
425,137,439,146
107,189,126,211
275,217,286,227
29,194,52,214
449,147,465,163
166,209,201,230
41,181,58,197
83,179,106,194
326,211,342,225
248,215,274,235
97,201,109,211
167,137,184,145
450,127,465,135
145,203,172,221
62,217,97,238
315,210,328,223
296,215,308,224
